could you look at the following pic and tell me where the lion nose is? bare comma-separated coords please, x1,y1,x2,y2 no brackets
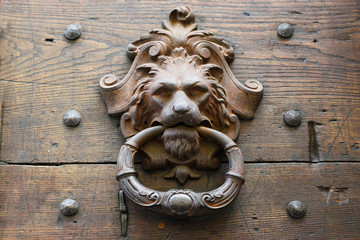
173,103,190,114
172,91,191,115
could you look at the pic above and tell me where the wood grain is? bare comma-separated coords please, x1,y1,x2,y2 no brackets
0,81,358,164
0,163,359,239
0,0,359,164
0,0,359,238
0,81,124,164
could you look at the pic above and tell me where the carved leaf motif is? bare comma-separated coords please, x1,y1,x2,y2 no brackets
120,177,162,207
100,6,262,120
164,165,200,185
126,5,234,63
116,145,137,180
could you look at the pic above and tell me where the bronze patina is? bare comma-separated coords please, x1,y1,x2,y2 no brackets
99,6,263,217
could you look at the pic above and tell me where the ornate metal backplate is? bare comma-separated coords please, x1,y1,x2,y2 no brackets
99,6,263,217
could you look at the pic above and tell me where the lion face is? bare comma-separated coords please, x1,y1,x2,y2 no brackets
129,48,231,160
149,60,210,127
130,48,230,132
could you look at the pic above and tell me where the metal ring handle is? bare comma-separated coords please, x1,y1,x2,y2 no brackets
116,125,245,217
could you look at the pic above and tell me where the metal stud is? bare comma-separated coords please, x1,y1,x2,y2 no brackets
60,199,79,216
283,110,301,127
64,24,82,40
63,110,81,127
287,200,307,219
277,23,294,38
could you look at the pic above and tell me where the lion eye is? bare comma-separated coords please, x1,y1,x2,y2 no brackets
154,87,172,98
189,85,207,98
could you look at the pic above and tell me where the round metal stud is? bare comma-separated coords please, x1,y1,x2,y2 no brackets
277,23,294,38
64,24,82,40
283,110,301,127
60,199,79,216
63,110,81,127
286,200,307,219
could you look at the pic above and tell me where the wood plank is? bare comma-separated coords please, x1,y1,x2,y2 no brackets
0,81,124,164
0,0,359,163
1,0,359,85
0,163,359,239
0,80,358,163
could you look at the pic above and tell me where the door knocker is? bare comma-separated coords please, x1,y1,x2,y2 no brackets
100,6,263,217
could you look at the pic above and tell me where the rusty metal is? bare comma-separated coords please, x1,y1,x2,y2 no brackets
99,6,263,217
284,110,301,127
63,110,81,127
287,200,307,219
118,190,128,237
116,125,244,217
64,24,82,40
277,23,294,38
101,74,119,86
60,199,79,216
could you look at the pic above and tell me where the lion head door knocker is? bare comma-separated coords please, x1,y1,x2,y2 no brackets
100,6,263,217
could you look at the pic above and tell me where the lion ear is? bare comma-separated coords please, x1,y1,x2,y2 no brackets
135,63,159,80
203,64,224,81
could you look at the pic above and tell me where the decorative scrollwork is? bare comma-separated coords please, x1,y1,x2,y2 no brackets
99,6,262,120
99,6,263,217
116,126,245,217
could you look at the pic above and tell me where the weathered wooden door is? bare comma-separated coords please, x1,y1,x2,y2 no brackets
1,0,359,239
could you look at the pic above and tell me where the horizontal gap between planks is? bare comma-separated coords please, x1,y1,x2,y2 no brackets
0,79,100,89
1,160,360,167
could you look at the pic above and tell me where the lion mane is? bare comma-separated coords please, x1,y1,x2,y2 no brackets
129,47,231,132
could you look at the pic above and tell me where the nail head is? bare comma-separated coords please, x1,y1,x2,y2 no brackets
283,110,301,127
277,23,294,38
60,198,79,216
287,200,307,219
64,24,82,40
64,110,81,127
